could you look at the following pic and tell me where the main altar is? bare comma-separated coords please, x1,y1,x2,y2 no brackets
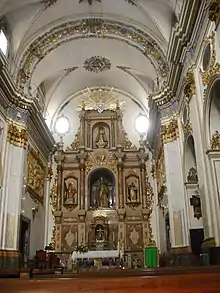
50,103,154,268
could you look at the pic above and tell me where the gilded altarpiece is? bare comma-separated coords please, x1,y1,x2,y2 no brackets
51,107,154,267
26,147,46,203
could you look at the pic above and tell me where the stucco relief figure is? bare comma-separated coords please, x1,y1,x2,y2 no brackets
96,177,109,208
128,182,138,202
95,126,108,148
64,182,77,204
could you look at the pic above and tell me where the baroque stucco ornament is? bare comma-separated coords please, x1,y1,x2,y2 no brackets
17,18,168,96
83,56,111,73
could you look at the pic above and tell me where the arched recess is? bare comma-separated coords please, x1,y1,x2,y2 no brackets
87,167,116,210
206,78,220,144
184,135,197,181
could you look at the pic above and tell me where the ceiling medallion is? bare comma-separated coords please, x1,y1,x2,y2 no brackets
78,0,137,5
79,0,101,4
83,56,111,73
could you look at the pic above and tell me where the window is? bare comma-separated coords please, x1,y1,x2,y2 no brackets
0,30,8,55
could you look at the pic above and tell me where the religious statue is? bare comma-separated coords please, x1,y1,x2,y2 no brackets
95,225,105,242
65,182,77,204
95,126,108,148
96,177,109,208
128,182,137,202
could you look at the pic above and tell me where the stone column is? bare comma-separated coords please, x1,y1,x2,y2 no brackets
206,147,220,244
1,121,27,268
115,148,124,209
161,118,189,248
44,162,53,247
78,149,86,210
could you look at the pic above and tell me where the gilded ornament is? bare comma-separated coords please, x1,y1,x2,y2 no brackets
183,69,195,100
83,56,111,73
202,33,219,86
161,118,179,143
187,167,198,183
7,123,28,148
65,128,80,151
121,128,137,150
47,164,53,181
26,148,46,203
85,152,117,173
77,87,125,113
145,175,154,214
50,174,58,214
17,19,168,94
182,122,192,136
210,130,220,150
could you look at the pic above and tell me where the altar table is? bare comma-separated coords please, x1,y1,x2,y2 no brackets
72,250,119,260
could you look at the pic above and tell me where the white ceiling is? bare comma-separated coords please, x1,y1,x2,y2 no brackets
1,0,184,144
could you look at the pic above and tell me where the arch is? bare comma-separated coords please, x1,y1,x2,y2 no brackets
184,135,197,181
15,18,168,96
205,78,220,146
87,167,116,209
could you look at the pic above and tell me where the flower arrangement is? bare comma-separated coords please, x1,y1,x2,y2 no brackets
74,244,88,254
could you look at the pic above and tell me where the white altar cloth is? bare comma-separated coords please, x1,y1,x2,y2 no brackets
72,250,119,260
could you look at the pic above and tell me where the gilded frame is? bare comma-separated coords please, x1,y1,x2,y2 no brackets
26,147,46,203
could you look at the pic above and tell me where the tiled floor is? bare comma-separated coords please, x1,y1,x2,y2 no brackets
0,273,220,293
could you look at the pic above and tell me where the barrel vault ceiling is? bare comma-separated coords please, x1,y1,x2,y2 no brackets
0,0,184,144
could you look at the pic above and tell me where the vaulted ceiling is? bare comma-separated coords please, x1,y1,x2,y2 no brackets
0,0,184,145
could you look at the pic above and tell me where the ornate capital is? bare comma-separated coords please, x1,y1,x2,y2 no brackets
7,123,28,148
161,118,179,143
183,69,195,100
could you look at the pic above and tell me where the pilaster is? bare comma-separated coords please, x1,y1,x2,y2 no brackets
161,118,189,248
2,121,28,250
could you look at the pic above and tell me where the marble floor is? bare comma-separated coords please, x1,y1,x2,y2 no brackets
0,273,220,293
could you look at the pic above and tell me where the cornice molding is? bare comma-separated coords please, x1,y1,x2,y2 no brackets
150,0,204,112
0,53,55,156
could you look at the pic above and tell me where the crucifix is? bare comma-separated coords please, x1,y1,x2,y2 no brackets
190,191,202,220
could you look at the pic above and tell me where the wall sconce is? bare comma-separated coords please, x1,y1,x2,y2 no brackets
32,204,39,220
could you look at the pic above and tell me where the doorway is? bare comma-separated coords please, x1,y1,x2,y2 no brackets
190,228,204,256
19,216,30,268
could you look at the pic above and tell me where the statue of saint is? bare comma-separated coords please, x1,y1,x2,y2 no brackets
65,182,77,204
95,126,108,148
128,183,137,202
97,177,109,208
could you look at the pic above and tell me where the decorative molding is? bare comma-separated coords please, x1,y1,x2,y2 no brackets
161,118,179,143
7,123,28,148
16,18,168,96
183,69,195,100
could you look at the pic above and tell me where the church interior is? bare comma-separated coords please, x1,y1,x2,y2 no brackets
0,0,220,292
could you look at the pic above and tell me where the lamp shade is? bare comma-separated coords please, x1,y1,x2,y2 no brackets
134,114,149,136
54,115,70,136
